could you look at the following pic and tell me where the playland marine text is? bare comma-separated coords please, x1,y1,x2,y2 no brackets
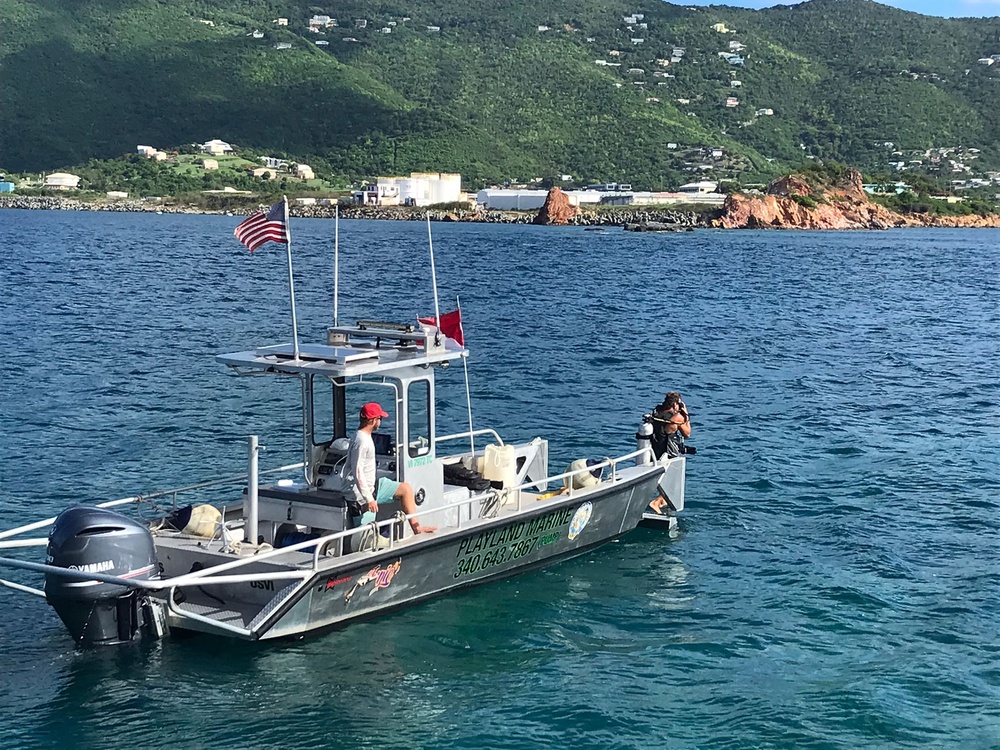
454,507,575,579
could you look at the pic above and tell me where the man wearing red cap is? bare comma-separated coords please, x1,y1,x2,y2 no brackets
341,402,436,536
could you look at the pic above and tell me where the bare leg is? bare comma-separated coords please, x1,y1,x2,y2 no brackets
396,482,436,533
647,492,667,514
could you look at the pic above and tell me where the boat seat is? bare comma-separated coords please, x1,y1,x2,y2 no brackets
250,484,351,541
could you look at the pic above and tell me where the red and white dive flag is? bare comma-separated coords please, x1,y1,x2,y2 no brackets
234,200,289,252
418,308,465,346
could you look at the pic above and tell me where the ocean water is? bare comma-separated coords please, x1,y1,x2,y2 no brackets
1,210,999,749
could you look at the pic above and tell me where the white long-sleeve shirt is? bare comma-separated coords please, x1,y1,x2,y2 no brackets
339,429,376,504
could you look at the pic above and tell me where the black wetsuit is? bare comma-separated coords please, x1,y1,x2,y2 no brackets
650,410,686,459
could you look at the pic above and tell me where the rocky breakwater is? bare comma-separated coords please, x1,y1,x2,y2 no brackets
714,169,1000,230
0,195,213,213
532,188,707,229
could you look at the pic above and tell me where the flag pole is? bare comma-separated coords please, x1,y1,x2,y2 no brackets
426,212,442,346
283,195,300,359
334,204,340,327
457,295,475,454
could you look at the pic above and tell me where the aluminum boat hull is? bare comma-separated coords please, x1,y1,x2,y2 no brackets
162,467,661,640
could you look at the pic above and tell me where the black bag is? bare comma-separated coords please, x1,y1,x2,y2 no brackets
444,462,493,492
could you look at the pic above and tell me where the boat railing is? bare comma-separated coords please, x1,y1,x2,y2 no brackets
435,428,505,450
0,461,306,548
0,447,663,603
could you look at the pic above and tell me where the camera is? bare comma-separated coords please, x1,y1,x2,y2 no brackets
682,445,697,455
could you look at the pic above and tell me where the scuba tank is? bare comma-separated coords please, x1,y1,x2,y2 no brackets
636,417,654,466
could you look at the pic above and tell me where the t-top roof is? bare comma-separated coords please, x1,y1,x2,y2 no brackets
217,323,466,377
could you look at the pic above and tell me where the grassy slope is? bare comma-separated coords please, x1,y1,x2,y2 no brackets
2,0,999,185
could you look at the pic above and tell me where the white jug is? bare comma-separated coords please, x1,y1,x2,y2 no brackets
482,443,517,488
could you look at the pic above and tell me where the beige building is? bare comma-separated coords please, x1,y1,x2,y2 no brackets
44,173,81,190
295,164,315,180
201,139,234,156
202,159,219,170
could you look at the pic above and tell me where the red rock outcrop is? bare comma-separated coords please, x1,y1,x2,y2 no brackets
714,168,1000,229
533,187,578,225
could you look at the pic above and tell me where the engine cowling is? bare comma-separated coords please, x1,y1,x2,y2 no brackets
45,506,158,646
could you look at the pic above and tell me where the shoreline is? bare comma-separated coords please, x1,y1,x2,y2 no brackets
4,195,999,229
0,195,710,229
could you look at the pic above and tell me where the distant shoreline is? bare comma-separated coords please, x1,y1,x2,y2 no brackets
0,195,710,229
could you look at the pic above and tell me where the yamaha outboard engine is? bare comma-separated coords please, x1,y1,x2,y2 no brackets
45,506,159,646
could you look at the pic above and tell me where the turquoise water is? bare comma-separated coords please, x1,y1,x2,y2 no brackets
1,210,999,748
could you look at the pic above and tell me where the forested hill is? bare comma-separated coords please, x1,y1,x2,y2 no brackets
3,0,1000,188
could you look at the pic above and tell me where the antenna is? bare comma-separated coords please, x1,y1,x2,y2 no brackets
334,204,340,327
283,195,300,360
426,212,442,345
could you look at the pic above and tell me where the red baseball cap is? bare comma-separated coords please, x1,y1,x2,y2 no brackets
360,402,388,419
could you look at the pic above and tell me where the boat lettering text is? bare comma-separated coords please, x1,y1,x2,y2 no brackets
454,507,575,579
250,580,275,591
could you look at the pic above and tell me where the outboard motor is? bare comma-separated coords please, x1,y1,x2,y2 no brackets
636,417,654,466
45,506,159,646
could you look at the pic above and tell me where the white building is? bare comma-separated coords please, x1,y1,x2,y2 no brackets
363,172,462,206
355,183,400,206
201,139,233,156
44,173,81,190
475,189,603,211
678,181,719,193
296,164,315,180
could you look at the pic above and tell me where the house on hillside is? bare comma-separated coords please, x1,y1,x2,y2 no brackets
202,139,233,155
296,164,315,180
679,180,718,193
202,159,219,170
44,173,81,190
712,22,731,32
725,97,739,107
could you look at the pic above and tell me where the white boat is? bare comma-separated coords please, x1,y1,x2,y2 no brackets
0,229,687,647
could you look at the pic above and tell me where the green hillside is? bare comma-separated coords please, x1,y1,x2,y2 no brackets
2,0,1000,188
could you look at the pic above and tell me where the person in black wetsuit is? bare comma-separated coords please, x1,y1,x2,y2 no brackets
647,391,692,514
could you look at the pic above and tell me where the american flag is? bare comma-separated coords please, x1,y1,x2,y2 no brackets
234,200,288,252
